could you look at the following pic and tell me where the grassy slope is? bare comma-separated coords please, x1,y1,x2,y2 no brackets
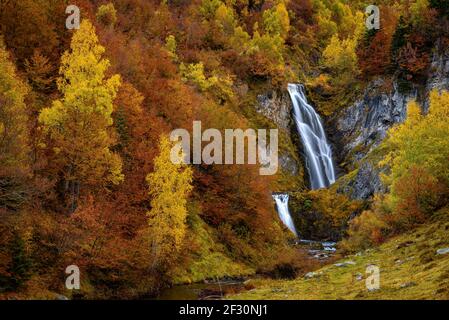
230,208,449,300
170,211,255,284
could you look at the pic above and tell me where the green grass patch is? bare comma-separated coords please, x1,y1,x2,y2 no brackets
229,208,449,300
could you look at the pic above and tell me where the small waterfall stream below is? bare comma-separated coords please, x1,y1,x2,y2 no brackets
272,194,297,237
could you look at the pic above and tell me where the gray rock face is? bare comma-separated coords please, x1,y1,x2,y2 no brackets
256,90,301,177
279,153,299,176
340,162,387,200
256,90,293,131
335,45,449,200
334,260,356,267
426,42,449,103
334,79,415,200
304,271,323,279
337,79,417,163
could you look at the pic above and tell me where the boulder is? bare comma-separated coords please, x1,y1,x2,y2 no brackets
334,260,356,267
436,248,449,255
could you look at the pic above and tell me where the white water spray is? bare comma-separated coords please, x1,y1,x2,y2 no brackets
273,194,297,237
288,83,336,189
273,84,336,237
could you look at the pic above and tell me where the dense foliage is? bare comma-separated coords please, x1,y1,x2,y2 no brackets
0,0,448,299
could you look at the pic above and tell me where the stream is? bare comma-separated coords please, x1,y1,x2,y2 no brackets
156,279,247,300
156,240,337,300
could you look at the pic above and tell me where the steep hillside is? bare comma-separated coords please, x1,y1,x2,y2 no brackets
1,0,448,300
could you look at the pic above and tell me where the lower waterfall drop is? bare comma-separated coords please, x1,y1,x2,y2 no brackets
273,194,297,237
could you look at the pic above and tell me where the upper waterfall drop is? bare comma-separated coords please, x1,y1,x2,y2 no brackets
287,84,336,190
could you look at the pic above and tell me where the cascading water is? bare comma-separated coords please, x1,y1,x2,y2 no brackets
287,83,336,190
272,194,297,237
273,84,336,238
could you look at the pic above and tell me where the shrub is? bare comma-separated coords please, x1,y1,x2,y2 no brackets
340,210,388,253
258,250,319,280
96,3,117,27
385,166,447,232
0,232,32,291
290,189,363,241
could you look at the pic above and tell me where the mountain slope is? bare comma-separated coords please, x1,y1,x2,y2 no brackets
230,207,449,300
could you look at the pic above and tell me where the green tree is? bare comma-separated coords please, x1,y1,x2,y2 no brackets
6,232,32,290
322,34,359,85
146,136,193,268
215,3,237,36
165,35,178,61
200,0,223,20
180,62,234,102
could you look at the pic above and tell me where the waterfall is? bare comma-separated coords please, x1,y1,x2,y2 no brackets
273,194,297,237
273,84,336,238
287,84,336,190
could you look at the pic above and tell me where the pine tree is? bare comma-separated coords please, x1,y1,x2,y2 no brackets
146,136,193,268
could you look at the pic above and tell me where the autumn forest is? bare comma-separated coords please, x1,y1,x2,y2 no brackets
1,0,449,300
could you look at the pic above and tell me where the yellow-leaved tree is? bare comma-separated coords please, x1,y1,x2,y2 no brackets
0,38,30,209
146,136,193,268
320,1,364,88
262,2,290,39
380,90,449,228
0,38,29,176
39,20,122,211
322,35,358,79
381,90,449,185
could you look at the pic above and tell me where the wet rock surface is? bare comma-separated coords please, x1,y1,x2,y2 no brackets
340,162,387,200
425,42,449,110
279,153,299,177
256,90,293,131
256,90,301,177
297,239,337,261
337,79,416,165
